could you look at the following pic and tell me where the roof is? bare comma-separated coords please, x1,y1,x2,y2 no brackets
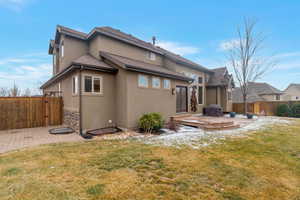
40,54,117,89
207,67,234,87
72,54,114,70
51,25,212,73
285,83,300,92
100,52,193,82
232,82,283,103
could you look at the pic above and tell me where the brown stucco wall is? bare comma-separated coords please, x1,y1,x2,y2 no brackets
125,71,188,128
88,35,164,65
58,35,88,72
80,70,116,130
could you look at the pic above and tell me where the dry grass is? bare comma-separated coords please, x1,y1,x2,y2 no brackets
1,121,300,200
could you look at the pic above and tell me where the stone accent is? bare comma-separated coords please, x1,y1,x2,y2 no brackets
63,110,79,131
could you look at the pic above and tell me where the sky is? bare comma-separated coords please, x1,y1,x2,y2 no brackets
0,0,299,93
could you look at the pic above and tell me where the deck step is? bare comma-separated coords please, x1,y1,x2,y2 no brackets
199,124,240,131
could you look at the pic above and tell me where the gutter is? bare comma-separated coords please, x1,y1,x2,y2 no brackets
125,65,193,82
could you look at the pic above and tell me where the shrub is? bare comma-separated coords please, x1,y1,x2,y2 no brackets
138,112,164,133
290,103,300,118
276,104,291,117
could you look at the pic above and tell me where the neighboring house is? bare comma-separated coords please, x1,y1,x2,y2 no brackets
282,84,300,101
41,25,234,131
233,82,283,103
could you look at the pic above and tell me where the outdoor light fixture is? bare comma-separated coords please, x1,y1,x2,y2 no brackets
172,88,176,95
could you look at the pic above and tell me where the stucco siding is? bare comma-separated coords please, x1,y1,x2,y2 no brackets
126,71,185,128
59,35,88,72
89,35,164,65
81,71,116,130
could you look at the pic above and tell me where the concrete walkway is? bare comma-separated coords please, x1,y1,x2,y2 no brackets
0,126,84,154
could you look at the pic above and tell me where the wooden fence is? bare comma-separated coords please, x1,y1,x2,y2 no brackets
0,97,63,130
233,101,300,116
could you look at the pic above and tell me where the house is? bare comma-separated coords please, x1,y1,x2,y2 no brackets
41,25,233,131
282,84,300,101
232,82,283,103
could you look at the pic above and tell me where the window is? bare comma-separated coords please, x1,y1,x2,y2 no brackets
163,79,171,89
276,95,280,101
152,77,161,88
198,76,203,84
147,52,156,61
72,76,78,95
93,77,101,93
228,91,232,100
53,54,56,67
296,97,299,100
61,41,64,58
198,86,203,104
58,82,61,96
138,75,148,88
83,75,103,94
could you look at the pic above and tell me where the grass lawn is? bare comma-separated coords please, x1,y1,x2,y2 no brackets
1,121,300,200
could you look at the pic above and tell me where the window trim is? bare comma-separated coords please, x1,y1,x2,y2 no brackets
72,75,78,95
138,74,149,88
82,74,103,95
147,52,156,61
152,77,161,89
61,41,64,58
163,79,171,90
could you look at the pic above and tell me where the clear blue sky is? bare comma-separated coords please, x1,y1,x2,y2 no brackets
0,0,299,93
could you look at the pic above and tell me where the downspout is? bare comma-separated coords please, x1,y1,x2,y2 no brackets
79,66,83,135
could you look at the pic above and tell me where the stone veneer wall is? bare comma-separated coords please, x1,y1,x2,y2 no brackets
63,110,79,131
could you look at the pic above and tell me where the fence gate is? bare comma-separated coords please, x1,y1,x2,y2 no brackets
0,97,63,130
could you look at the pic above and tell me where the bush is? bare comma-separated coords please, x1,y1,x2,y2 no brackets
290,103,300,118
138,112,164,133
276,104,291,117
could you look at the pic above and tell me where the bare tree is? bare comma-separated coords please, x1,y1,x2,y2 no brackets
9,83,21,97
227,18,275,114
23,88,31,97
0,87,8,96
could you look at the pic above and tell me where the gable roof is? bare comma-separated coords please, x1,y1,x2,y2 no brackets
100,52,193,82
207,67,234,87
232,82,282,103
40,54,117,89
51,25,212,73
285,83,300,92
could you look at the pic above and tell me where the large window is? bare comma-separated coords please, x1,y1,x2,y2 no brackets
84,75,102,94
152,77,161,88
275,95,280,101
138,75,148,88
198,86,203,104
163,79,171,89
72,76,78,95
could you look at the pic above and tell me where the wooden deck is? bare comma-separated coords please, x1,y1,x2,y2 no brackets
171,114,240,131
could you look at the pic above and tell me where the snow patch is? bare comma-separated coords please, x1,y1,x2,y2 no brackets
138,116,291,149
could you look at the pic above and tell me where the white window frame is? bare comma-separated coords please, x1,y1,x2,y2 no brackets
147,52,156,61
163,79,171,89
72,75,78,95
152,77,161,89
83,74,103,95
61,41,64,58
138,74,149,88
58,82,61,96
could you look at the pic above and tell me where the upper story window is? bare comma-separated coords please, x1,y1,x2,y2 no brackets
61,41,64,58
152,77,161,88
275,95,280,101
53,54,56,67
198,76,203,84
84,75,103,94
138,75,148,88
147,52,156,61
163,79,171,89
72,76,78,95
